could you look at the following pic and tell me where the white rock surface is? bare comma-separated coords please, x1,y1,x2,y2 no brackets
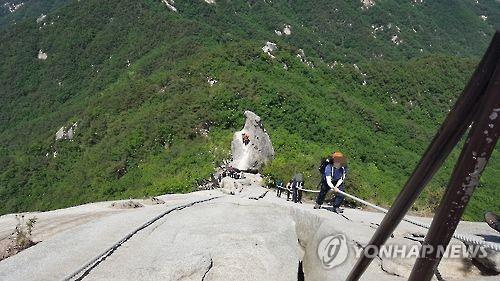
36,14,47,24
275,25,291,36
37,50,47,60
464,243,500,273
3,2,24,13
0,178,498,281
161,0,177,12
228,111,274,172
297,49,314,68
207,76,218,86
391,34,403,45
55,122,78,141
283,25,291,36
361,0,376,10
262,41,277,58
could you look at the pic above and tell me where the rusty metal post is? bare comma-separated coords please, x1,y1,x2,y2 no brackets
408,64,500,281
346,31,500,281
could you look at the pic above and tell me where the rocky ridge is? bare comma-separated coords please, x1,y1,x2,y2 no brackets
0,174,498,280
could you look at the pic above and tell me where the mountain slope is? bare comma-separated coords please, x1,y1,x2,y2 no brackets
0,0,71,26
1,186,498,280
0,0,499,220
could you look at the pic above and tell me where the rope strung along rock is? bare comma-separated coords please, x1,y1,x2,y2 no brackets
408,49,500,281
346,30,500,281
295,187,500,251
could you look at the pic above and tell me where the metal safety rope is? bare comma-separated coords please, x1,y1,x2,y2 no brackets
291,186,500,252
62,196,221,281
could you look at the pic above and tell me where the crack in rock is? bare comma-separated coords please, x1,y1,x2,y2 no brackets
201,258,213,281
376,255,404,278
339,214,351,221
403,235,424,243
249,190,269,200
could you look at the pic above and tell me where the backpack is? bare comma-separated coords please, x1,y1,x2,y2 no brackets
318,158,330,175
334,166,347,182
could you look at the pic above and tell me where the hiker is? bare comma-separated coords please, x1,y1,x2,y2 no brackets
485,212,500,233
314,151,348,213
276,180,284,197
291,173,304,203
227,166,234,178
242,133,250,145
227,166,240,179
285,181,292,201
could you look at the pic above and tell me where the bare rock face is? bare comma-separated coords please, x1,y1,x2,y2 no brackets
161,0,177,12
283,24,292,35
219,172,267,199
1,189,498,281
141,197,166,205
37,50,47,60
466,243,500,274
55,122,77,141
36,14,47,24
110,200,144,209
229,111,274,172
361,0,376,10
169,253,213,280
262,41,277,58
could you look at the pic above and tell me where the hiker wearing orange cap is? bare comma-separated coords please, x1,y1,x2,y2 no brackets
314,151,348,213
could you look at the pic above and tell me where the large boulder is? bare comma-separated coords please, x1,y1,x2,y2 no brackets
229,111,274,172
465,243,500,274
219,172,268,199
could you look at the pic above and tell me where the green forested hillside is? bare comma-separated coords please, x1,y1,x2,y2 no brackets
0,0,71,26
0,0,499,220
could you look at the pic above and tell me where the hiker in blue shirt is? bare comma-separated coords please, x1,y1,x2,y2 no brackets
314,151,348,213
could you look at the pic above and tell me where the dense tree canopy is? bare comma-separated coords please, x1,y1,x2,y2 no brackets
0,0,499,220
